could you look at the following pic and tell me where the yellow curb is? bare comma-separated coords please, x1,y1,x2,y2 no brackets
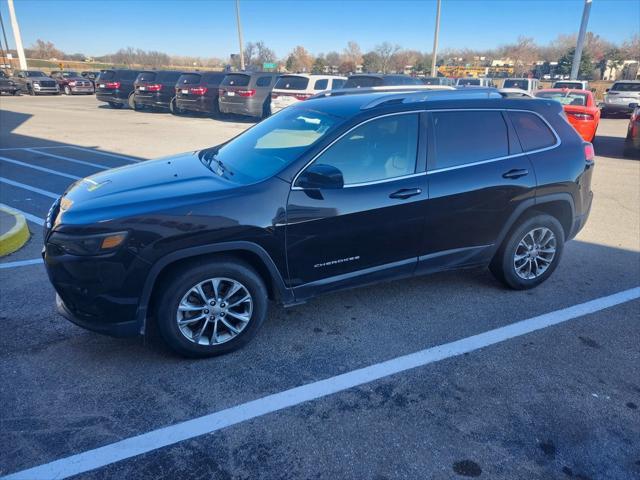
0,204,31,257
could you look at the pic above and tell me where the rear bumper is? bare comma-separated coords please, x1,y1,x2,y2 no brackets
176,96,217,113
219,98,262,117
96,92,127,104
69,86,95,94
135,94,172,109
602,103,635,114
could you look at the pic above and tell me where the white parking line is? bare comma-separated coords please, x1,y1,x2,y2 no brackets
0,177,60,199
0,156,81,180
3,286,638,480
0,205,44,226
0,258,43,269
24,148,110,169
67,146,141,162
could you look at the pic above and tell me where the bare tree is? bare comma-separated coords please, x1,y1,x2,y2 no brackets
286,45,313,72
498,36,539,76
343,41,363,66
374,42,401,73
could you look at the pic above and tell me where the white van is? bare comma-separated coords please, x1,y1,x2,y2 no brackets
271,74,346,113
455,77,495,87
502,78,540,94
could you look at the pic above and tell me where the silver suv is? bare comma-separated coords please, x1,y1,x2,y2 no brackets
602,80,640,116
12,70,60,95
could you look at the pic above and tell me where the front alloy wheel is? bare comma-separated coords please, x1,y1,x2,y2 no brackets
177,277,253,345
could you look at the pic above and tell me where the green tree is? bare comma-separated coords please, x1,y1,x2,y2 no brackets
311,56,327,74
556,47,594,79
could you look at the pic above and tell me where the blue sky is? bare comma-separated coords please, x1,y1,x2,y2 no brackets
0,0,638,58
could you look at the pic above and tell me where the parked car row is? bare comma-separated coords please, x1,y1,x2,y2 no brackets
2,69,98,95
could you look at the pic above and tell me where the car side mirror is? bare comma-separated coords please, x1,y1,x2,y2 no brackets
296,164,344,190
629,103,639,109
605,88,609,92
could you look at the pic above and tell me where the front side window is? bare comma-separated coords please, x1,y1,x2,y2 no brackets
202,107,343,184
432,111,508,169
306,113,419,186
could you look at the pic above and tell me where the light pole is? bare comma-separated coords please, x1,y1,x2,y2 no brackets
430,0,441,77
235,0,245,71
7,0,27,70
571,0,592,80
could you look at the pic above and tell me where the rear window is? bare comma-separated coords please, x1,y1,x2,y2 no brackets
137,71,157,82
343,76,383,88
99,70,116,81
503,79,530,90
432,111,509,169
457,78,480,86
275,76,309,90
535,91,588,106
157,71,182,83
177,74,202,85
611,82,640,92
118,71,139,81
553,82,582,89
202,72,226,85
256,76,273,87
221,74,250,87
509,111,557,152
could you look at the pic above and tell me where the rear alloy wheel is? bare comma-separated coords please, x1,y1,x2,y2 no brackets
64,85,71,95
169,97,183,115
490,214,564,289
155,260,268,357
128,93,140,110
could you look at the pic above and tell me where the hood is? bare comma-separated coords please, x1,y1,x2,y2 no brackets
56,151,240,226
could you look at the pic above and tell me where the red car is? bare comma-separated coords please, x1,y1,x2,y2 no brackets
535,88,600,142
50,70,95,95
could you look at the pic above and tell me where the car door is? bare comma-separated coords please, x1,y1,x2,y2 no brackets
417,109,537,273
286,111,428,297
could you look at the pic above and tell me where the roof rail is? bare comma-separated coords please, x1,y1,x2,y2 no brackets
359,87,502,110
310,84,455,100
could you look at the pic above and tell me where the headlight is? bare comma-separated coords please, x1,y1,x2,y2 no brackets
68,81,76,86
49,231,128,256
32,81,40,85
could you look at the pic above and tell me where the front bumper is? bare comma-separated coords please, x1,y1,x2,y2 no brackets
33,86,59,94
56,294,142,337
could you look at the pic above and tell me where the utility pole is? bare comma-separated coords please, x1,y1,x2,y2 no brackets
571,0,592,80
0,11,8,70
7,0,27,70
430,0,441,77
235,0,245,71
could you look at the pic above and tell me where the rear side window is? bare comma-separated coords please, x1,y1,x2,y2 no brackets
432,111,509,169
177,74,202,85
611,82,640,92
222,74,250,87
137,72,157,82
275,76,309,90
99,70,116,81
203,73,225,86
344,76,383,88
509,111,557,152
158,71,182,83
313,79,328,90
256,76,273,87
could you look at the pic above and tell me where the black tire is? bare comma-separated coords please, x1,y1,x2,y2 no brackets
261,98,271,119
128,93,140,110
12,90,20,96
108,101,123,109
169,97,183,115
64,85,72,95
28,85,35,96
490,213,565,290
155,258,269,358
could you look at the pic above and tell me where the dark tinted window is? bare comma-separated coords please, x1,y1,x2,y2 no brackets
332,79,345,89
343,76,383,88
157,71,182,83
137,71,157,82
275,76,309,90
256,76,273,87
422,77,442,85
177,73,202,85
503,79,530,90
432,111,508,169
202,72,225,85
611,82,640,92
222,74,250,87
457,78,480,86
553,82,583,89
26,71,46,77
510,111,556,152
313,79,328,90
99,70,116,81
314,113,419,185
118,71,139,81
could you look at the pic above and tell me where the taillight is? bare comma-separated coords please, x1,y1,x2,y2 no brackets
584,143,595,162
190,86,208,95
104,81,120,89
569,112,593,121
294,93,313,101
271,93,278,99
237,89,256,97
146,84,162,92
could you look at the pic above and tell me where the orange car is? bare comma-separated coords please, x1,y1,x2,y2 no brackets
535,88,600,142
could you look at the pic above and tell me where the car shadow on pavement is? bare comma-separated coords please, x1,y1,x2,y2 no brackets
593,135,639,160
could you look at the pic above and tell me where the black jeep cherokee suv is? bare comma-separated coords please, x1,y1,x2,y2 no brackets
43,89,594,357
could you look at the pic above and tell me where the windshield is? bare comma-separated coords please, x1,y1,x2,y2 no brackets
503,79,529,90
457,78,480,86
274,76,309,90
536,90,588,106
200,107,344,183
26,71,46,77
62,71,79,78
343,76,383,88
611,82,640,92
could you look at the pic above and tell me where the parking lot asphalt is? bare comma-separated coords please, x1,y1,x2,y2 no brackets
0,95,639,480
